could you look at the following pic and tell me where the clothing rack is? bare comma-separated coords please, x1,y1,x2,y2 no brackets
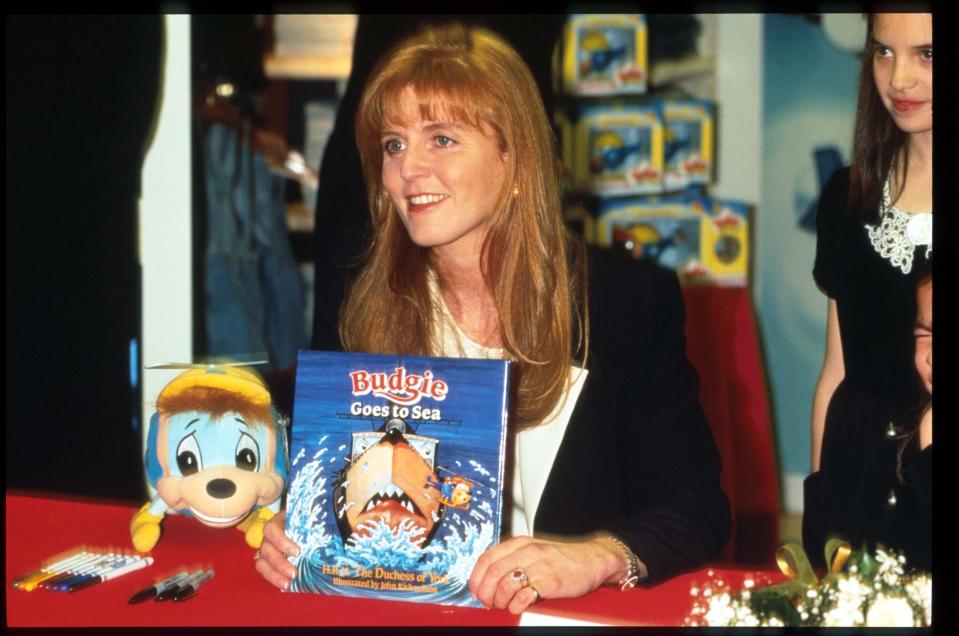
198,92,317,188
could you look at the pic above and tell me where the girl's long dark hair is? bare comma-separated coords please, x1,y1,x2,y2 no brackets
848,13,909,224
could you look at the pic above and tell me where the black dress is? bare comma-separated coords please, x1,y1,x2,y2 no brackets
803,167,931,571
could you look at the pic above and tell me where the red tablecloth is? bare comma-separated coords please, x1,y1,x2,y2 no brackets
5,492,784,627
681,286,780,565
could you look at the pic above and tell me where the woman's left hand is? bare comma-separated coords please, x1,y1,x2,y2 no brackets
468,534,626,614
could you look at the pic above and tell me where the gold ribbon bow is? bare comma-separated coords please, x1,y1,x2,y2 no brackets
762,539,853,598
775,539,852,585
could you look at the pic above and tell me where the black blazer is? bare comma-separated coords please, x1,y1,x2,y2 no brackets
312,236,731,585
533,248,730,584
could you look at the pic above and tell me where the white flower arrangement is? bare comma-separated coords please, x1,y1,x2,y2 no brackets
686,542,932,627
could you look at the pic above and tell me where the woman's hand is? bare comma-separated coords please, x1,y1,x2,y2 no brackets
468,534,627,614
253,511,300,590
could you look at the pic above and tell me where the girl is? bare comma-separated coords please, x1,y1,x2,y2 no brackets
805,12,932,569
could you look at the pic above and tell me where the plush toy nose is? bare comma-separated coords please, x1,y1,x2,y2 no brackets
206,478,237,499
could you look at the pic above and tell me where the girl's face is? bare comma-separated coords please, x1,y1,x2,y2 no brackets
380,87,508,261
914,279,932,395
871,13,933,136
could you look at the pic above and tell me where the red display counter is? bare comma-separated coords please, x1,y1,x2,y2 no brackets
681,286,780,565
6,493,784,627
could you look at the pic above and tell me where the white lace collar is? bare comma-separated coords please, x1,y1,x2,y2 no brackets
865,176,932,274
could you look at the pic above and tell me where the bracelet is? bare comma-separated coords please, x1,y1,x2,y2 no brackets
604,534,641,590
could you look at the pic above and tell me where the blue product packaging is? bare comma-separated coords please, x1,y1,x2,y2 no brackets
561,14,647,95
574,102,664,196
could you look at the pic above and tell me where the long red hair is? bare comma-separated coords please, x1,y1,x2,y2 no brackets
341,23,588,429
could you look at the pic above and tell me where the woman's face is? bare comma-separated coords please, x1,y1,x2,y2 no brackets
871,13,933,136
380,87,508,259
914,279,932,395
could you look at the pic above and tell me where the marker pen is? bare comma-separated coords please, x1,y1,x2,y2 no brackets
50,553,135,591
172,570,215,602
14,551,94,590
14,550,86,587
67,557,154,592
155,570,207,602
59,555,140,592
128,571,191,604
39,553,118,590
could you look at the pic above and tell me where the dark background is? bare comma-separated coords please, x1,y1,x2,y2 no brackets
7,16,163,501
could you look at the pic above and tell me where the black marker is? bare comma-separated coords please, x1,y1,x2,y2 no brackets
172,570,215,602
155,570,206,602
128,571,190,604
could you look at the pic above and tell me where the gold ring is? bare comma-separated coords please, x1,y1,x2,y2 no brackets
509,567,530,588
529,584,541,603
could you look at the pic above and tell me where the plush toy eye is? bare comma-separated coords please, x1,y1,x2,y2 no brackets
176,434,202,476
235,432,260,472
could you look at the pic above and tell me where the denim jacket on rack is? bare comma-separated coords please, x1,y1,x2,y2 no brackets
203,121,306,373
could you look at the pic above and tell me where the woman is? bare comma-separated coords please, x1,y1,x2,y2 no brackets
257,23,730,613
805,12,932,569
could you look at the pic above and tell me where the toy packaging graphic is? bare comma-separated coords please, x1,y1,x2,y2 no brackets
567,102,664,196
662,99,714,191
285,350,511,607
559,14,647,95
591,195,707,278
581,194,750,286
703,198,750,286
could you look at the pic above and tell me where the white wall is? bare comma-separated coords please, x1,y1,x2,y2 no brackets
139,15,193,492
713,15,764,209
757,14,863,514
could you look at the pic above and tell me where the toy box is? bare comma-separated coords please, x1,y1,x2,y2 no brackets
567,102,664,196
589,195,708,278
661,99,714,191
285,351,510,607
559,14,648,95
702,198,750,286
583,194,749,286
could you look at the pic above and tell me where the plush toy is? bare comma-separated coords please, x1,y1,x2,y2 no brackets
130,365,288,552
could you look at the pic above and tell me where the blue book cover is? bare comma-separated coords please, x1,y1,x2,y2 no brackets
285,350,510,607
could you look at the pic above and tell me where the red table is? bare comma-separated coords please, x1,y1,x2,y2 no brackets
681,286,781,566
6,492,784,627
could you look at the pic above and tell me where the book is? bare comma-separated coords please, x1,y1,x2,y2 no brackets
284,350,511,607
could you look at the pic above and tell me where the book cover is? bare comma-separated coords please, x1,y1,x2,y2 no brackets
284,350,510,607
